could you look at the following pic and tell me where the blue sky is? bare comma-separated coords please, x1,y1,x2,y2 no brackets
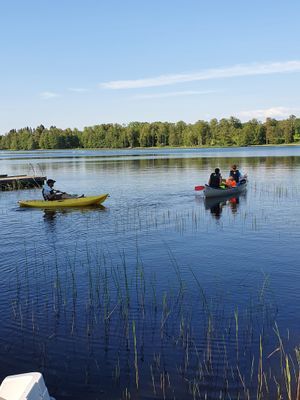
1,0,300,133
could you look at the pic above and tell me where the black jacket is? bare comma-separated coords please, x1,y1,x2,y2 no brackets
209,173,221,188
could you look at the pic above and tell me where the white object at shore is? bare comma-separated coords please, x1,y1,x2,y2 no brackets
0,372,55,400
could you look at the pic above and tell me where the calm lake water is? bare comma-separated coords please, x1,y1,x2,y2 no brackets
0,146,300,399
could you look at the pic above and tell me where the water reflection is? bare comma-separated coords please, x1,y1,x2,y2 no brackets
43,209,57,222
228,196,239,213
1,148,300,400
43,205,107,223
204,195,241,219
5,152,300,178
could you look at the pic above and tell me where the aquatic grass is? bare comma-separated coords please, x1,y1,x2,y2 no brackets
132,320,139,390
234,308,239,362
134,239,146,317
5,216,300,399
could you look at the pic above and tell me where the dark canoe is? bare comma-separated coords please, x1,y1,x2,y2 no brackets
203,180,247,198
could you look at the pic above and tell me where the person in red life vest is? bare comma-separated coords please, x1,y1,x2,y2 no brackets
225,176,237,188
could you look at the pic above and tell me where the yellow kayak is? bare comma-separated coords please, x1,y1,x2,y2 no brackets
19,194,109,208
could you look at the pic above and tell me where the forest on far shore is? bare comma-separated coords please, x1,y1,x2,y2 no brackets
1,116,300,150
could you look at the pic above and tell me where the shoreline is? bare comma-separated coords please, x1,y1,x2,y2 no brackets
1,142,300,152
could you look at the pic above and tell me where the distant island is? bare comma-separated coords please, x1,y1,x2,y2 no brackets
1,116,299,150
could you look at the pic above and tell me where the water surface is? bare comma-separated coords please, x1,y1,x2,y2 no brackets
0,147,299,399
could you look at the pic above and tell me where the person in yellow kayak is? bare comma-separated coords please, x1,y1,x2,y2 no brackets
42,179,83,200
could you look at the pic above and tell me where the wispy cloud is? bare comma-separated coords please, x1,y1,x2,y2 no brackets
40,91,60,99
132,90,217,99
100,60,300,90
238,106,297,120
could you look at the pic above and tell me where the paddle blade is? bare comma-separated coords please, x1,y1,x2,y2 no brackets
194,185,205,191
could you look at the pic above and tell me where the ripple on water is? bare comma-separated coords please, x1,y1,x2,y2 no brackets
0,148,299,399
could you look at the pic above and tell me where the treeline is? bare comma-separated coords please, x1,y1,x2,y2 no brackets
1,116,300,150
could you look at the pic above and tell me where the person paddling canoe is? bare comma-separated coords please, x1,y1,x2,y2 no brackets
230,164,247,183
42,179,84,201
208,168,222,188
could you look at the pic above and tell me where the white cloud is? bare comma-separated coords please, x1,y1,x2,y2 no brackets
40,91,60,99
100,60,300,90
238,106,297,120
133,90,217,99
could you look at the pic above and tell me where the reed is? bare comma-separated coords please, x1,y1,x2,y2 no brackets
132,320,139,390
7,216,299,400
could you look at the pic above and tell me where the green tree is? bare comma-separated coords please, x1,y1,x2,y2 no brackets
1,115,300,150
240,119,265,146
155,122,169,146
281,115,295,144
127,122,140,147
265,118,284,144
139,123,151,147
167,121,185,146
208,119,218,146
216,118,236,146
194,120,210,146
81,125,106,148
182,125,196,146
168,123,180,146
294,118,300,141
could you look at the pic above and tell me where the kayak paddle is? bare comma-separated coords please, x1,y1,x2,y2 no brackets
194,185,205,191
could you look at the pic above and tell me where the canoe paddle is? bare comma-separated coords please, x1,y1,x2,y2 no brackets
194,185,205,191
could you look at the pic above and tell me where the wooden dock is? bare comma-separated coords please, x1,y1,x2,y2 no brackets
0,175,46,190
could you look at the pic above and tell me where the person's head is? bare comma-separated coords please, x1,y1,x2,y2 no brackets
47,179,56,187
231,164,237,171
215,168,220,174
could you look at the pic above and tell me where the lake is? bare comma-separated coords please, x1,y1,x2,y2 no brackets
0,146,300,400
